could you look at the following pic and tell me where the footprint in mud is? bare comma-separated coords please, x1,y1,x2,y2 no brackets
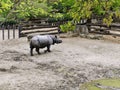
0,50,36,73
35,61,64,72
13,54,29,61
0,50,31,62
35,61,88,88
0,65,18,73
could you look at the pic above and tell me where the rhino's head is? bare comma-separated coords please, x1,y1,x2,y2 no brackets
51,35,62,44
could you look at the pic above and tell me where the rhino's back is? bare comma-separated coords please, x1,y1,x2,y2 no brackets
31,35,53,48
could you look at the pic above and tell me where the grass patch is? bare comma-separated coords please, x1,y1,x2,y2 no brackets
80,78,120,90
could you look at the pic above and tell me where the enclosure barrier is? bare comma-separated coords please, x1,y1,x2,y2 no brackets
86,23,120,36
19,19,66,37
0,24,20,40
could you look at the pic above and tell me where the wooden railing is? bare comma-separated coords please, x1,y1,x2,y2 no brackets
86,23,120,36
19,19,66,37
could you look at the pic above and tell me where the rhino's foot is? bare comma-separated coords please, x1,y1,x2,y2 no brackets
44,50,47,53
38,52,41,55
31,54,34,56
48,50,51,52
44,50,51,53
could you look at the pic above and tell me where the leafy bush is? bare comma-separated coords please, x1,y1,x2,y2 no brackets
60,21,75,33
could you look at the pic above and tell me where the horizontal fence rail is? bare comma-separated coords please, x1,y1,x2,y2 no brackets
86,23,120,36
19,19,67,37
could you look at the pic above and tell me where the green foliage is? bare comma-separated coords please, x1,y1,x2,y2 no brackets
50,0,75,21
103,13,113,26
0,0,52,22
92,0,105,15
80,78,120,90
15,0,52,19
70,0,92,22
0,0,120,26
60,21,75,32
0,0,13,22
70,0,120,25
51,0,120,32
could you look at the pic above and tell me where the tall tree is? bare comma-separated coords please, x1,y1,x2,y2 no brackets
0,0,52,23
70,0,120,26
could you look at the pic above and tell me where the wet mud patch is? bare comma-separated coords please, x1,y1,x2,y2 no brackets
35,61,87,89
35,61,120,89
0,65,18,73
0,37,120,90
0,50,35,73
0,50,32,62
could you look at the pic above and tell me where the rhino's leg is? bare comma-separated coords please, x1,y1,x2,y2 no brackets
44,45,51,53
30,41,34,56
36,47,40,55
30,47,34,56
47,45,51,52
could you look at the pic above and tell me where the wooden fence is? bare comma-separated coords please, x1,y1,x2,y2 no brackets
87,23,120,36
18,18,120,38
19,19,66,37
0,24,20,40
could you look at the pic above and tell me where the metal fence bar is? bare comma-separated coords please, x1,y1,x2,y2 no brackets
0,24,20,40
2,25,5,40
18,25,22,38
8,25,10,39
13,25,15,39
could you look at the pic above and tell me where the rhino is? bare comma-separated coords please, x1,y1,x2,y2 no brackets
30,35,62,56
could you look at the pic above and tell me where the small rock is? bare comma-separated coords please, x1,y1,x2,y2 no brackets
79,34,87,38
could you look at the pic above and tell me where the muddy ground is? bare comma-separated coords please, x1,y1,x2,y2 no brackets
0,36,120,90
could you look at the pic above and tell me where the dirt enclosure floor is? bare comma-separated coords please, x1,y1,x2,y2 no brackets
0,36,120,90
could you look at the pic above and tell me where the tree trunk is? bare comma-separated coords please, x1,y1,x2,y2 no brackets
75,24,89,36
